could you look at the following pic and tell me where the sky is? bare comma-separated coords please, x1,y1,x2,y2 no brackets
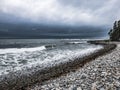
0,0,120,26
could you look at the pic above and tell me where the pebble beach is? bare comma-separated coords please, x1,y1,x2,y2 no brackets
26,42,120,90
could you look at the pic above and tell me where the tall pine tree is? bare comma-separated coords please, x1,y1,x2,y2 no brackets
108,20,120,41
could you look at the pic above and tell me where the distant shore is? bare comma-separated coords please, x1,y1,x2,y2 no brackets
0,40,117,90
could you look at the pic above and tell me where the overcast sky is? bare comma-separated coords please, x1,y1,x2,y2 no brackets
0,0,120,26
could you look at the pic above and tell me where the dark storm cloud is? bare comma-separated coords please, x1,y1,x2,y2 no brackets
0,0,120,26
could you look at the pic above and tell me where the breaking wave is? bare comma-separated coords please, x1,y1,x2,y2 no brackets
0,46,46,54
0,39,103,75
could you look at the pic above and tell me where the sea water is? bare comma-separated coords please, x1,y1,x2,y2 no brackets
0,39,102,75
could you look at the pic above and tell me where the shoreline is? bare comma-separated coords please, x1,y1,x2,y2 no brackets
27,41,119,90
0,41,117,90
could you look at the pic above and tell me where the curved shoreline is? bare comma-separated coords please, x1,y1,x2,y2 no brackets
0,42,117,90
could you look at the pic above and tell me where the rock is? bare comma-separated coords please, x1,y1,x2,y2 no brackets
81,74,87,79
115,81,120,87
91,82,97,90
93,68,97,72
69,85,77,90
87,67,91,70
116,87,120,90
77,87,82,90
55,88,60,90
101,72,107,76
99,87,105,90
106,84,114,90
92,73,96,76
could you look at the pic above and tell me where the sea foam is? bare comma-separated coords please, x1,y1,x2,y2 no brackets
0,46,46,54
0,45,103,75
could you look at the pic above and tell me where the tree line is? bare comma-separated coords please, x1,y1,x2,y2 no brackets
108,20,120,41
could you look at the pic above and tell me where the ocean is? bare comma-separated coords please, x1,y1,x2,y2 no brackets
0,39,102,75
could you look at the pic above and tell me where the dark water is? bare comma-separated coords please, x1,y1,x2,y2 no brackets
0,39,102,75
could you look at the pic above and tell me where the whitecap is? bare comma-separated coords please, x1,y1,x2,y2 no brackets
0,46,46,54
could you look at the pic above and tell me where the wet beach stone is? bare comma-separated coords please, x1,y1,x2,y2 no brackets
25,43,120,90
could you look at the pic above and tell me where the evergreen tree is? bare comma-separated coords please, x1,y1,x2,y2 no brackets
108,20,120,41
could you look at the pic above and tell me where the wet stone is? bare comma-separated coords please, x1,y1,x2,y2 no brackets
81,74,87,79
116,87,120,90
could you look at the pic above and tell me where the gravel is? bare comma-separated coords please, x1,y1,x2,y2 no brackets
26,42,120,90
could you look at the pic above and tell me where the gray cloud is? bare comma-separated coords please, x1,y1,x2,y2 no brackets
0,0,120,26
59,0,105,10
